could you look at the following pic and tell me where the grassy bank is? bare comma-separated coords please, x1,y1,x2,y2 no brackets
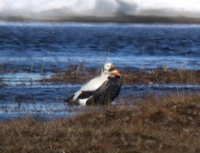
0,93,200,153
41,65,200,84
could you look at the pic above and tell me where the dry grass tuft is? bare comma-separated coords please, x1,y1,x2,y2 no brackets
0,93,200,153
119,69,200,84
41,64,100,84
41,66,200,84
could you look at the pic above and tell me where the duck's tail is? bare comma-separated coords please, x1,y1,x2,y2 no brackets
63,95,80,105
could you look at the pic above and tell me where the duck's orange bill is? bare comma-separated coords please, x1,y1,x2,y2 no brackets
112,71,121,76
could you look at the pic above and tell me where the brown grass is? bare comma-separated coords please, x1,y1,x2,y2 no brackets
41,64,99,84
0,93,200,153
123,69,200,84
40,65,200,84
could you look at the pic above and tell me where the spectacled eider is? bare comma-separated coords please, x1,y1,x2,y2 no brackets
66,62,122,106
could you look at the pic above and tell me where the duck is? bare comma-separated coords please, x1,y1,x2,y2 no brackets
65,62,122,106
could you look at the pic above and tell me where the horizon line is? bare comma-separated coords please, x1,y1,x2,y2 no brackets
1,15,200,24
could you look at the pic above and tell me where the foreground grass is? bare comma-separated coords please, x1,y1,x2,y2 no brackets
0,94,200,153
40,65,200,84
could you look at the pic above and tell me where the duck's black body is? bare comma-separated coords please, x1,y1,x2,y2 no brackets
86,75,121,105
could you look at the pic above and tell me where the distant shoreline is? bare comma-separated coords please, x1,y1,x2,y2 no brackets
1,15,200,24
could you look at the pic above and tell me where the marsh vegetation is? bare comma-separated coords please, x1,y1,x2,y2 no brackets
0,93,200,153
41,65,200,84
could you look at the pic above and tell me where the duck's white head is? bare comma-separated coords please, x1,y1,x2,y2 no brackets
101,62,115,72
101,62,121,77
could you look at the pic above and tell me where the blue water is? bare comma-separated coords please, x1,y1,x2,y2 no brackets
1,22,200,71
0,22,200,121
